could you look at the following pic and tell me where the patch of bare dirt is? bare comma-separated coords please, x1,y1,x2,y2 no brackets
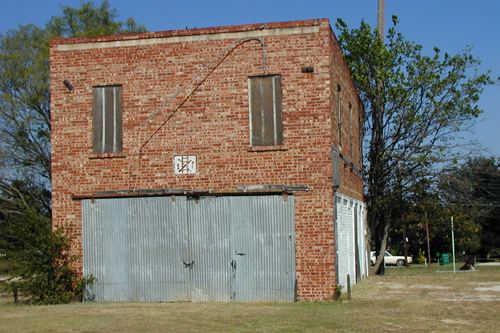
410,284,450,290
440,319,473,326
474,284,500,292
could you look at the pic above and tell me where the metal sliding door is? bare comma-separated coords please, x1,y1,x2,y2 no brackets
231,195,295,301
188,196,232,301
83,195,295,302
83,196,189,302
335,195,353,288
335,193,367,289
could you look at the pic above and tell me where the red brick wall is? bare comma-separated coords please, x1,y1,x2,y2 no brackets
327,27,364,201
50,19,364,301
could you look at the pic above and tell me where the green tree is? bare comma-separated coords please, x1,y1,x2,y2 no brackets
46,0,145,38
389,157,499,264
0,181,93,304
0,0,145,207
439,157,500,258
0,1,145,303
335,17,492,273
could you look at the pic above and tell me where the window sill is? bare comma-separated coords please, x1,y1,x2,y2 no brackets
89,152,126,159
247,145,288,152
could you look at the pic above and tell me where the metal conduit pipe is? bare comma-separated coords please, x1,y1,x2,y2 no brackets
130,37,268,190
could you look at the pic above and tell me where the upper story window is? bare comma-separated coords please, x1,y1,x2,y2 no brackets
349,102,353,155
358,113,363,165
337,84,342,150
248,75,283,146
92,85,123,153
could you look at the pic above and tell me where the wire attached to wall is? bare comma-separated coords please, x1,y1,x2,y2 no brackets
131,36,268,191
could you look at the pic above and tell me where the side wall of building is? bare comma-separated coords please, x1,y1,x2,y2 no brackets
327,26,366,287
327,27,364,200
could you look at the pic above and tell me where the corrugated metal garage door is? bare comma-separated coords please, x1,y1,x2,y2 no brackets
230,196,295,301
334,193,367,289
82,195,295,302
356,202,369,278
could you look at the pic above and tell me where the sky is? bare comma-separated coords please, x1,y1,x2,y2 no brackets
1,0,498,156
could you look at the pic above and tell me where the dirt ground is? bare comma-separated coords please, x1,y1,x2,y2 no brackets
0,265,498,332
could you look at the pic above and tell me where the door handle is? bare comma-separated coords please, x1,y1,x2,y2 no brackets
182,260,195,269
236,252,246,256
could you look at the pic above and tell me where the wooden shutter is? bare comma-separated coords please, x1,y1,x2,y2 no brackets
249,75,283,146
92,86,122,153
114,87,123,152
349,103,353,155
92,88,103,153
337,85,342,149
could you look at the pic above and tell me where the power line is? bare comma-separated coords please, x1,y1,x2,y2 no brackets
447,202,500,207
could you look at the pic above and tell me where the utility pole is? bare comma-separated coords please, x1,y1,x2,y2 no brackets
425,211,431,270
397,165,408,268
451,216,456,273
403,224,409,268
377,0,385,40
374,0,386,274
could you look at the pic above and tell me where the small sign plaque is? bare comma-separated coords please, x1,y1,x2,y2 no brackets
174,155,197,175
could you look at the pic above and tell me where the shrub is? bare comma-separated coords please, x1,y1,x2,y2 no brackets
415,249,427,264
7,228,94,304
1,183,94,304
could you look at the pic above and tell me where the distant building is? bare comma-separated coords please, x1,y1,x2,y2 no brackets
50,19,367,302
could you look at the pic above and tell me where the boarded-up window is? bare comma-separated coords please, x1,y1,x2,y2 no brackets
248,75,283,146
358,113,363,165
92,86,123,153
349,102,353,155
337,84,342,149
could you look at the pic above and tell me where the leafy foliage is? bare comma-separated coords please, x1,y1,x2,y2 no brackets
387,157,499,263
438,157,500,258
0,25,50,185
46,0,145,38
0,181,93,304
0,0,145,199
0,1,144,303
335,17,492,272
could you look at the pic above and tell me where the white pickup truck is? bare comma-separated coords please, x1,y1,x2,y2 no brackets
370,251,412,266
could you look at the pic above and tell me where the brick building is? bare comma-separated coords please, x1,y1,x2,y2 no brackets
50,18,367,302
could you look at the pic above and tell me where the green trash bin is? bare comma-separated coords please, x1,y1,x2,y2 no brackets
440,253,450,265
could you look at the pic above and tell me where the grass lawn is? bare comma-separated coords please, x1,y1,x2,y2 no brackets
0,264,498,332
